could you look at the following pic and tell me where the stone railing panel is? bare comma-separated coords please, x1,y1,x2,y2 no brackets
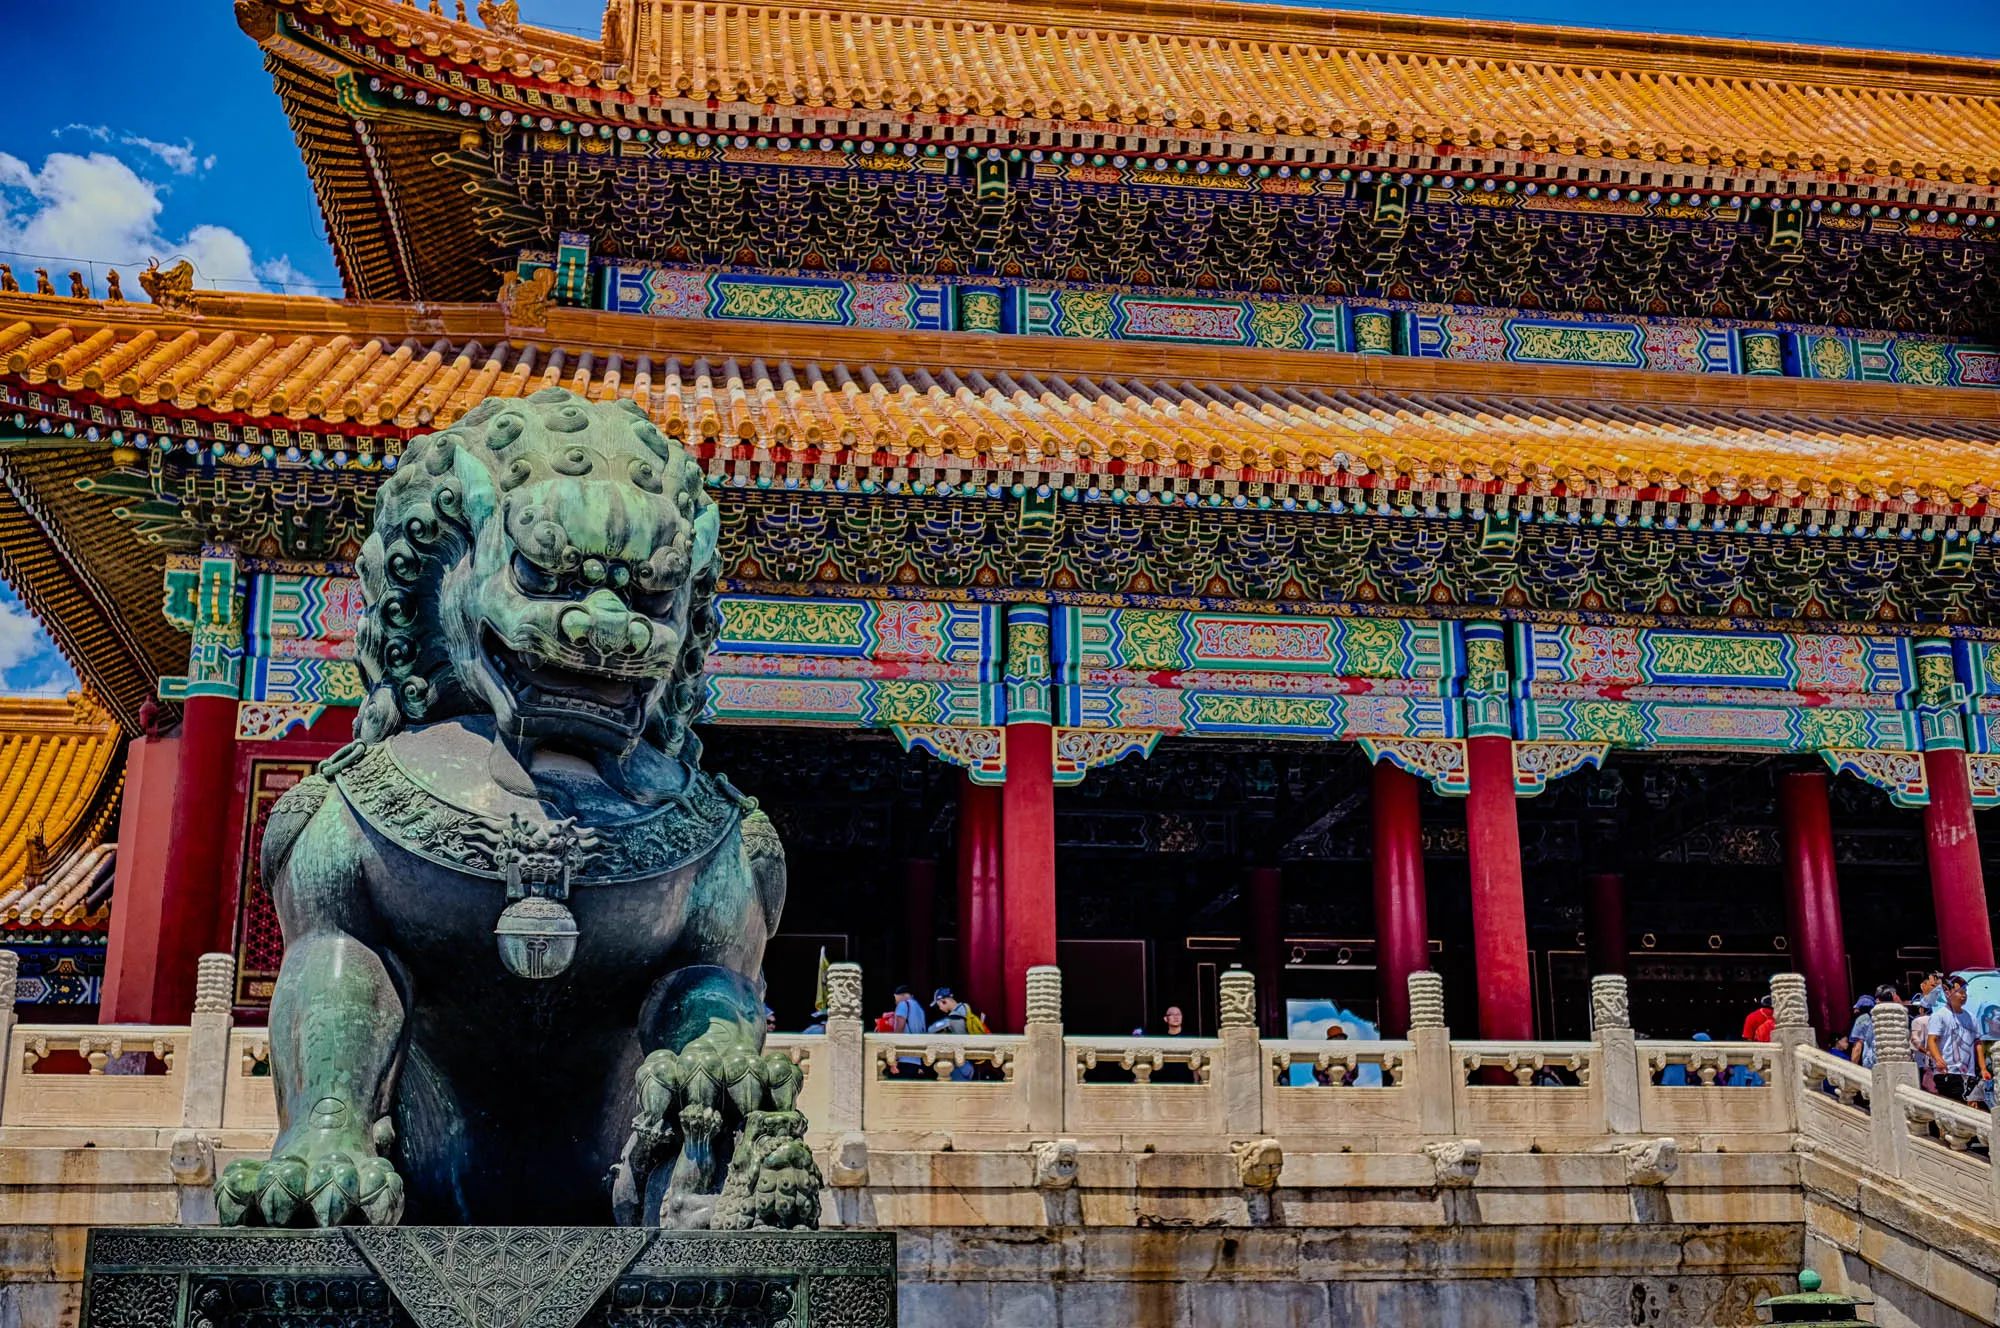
1637,1041,1787,1134
1894,1083,1999,1221
1262,1040,1415,1136
1453,1041,1603,1136
764,1034,830,1132
863,1034,1030,1133
220,1029,277,1132
1794,1046,1874,1159
1,1026,191,1129
1064,1037,1223,1136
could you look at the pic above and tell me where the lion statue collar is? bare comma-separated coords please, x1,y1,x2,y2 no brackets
324,724,749,888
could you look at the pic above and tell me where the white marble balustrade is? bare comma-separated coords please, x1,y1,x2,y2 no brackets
2,956,1992,1231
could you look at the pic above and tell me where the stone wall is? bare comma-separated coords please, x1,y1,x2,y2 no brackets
1803,1154,2000,1328
896,1224,1797,1327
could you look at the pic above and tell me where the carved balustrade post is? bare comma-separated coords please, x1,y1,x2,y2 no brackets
1592,974,1640,1134
823,962,865,1134
181,952,236,1130
1867,1002,1917,1182
1768,972,1814,1133
1217,968,1263,1136
0,950,17,1118
1407,971,1455,1135
1023,965,1064,1135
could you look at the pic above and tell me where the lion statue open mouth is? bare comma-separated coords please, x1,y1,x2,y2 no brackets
216,388,819,1231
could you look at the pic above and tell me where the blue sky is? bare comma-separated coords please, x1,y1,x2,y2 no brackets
0,0,1993,693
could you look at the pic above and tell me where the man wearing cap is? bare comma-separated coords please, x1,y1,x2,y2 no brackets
1847,994,1878,1069
926,988,975,1080
1928,976,1990,1103
927,987,970,1036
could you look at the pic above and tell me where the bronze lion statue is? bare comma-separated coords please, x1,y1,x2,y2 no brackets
217,388,819,1230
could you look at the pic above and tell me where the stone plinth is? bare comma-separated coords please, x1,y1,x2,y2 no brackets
80,1227,896,1327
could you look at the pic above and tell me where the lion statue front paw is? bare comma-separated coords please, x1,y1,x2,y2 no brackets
215,1098,404,1228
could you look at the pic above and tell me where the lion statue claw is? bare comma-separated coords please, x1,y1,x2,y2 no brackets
223,388,817,1229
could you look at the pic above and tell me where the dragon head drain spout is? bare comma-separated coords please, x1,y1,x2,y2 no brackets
353,386,721,768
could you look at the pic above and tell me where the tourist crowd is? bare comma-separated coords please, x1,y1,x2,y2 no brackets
1831,971,1994,1109
784,970,1997,1108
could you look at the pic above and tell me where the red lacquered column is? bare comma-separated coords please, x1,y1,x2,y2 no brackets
956,776,1005,1029
1466,734,1533,1040
1371,762,1429,1037
1778,771,1851,1038
1586,872,1628,978
1923,748,1995,971
99,731,181,1022
1000,726,1057,1033
147,695,238,1022
1247,865,1285,1035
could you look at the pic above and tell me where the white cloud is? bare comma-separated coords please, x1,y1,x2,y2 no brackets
54,124,112,142
0,599,43,673
256,254,319,293
121,135,204,176
0,592,76,697
0,150,313,297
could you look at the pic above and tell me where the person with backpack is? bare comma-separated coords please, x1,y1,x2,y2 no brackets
886,984,929,1077
927,988,979,1080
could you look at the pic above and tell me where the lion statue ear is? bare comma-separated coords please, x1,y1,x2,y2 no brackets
355,685,406,745
692,503,719,576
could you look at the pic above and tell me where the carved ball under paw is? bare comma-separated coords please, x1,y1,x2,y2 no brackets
750,1146,822,1230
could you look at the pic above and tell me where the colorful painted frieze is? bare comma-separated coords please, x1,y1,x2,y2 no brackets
246,575,363,660
583,262,1997,388
601,267,949,331
7,943,104,1006
705,595,1003,728
1055,609,1455,684
1514,625,1911,696
1519,696,1920,753
1795,333,2000,389
245,659,365,707
1053,609,1460,739
1514,623,1924,757
1065,686,1458,740
1409,311,1734,374
1020,289,1341,351
698,675,993,728
1953,640,2000,705
714,597,998,674
1957,640,2000,757
240,574,363,706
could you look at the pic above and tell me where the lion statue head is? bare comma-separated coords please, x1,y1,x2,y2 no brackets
353,388,719,760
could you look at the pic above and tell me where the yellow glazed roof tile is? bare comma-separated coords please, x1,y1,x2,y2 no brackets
0,693,119,905
4,289,2000,508
246,0,2000,179
262,1,2000,178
